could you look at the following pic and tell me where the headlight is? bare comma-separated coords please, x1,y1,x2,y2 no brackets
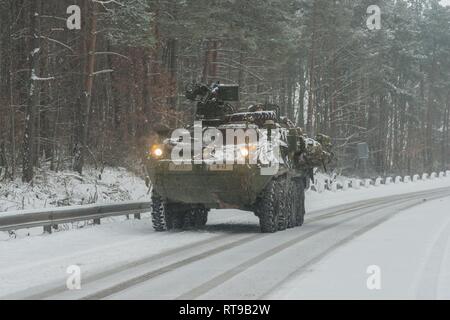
150,145,164,158
239,146,249,158
238,144,258,163
239,145,257,158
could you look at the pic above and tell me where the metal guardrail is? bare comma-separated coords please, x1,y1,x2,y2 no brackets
0,201,152,233
313,170,450,193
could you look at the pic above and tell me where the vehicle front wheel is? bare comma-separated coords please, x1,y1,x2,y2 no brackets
151,192,173,231
255,179,281,233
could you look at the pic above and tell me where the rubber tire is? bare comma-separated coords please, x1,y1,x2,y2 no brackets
287,179,297,229
295,179,306,226
172,212,185,229
182,211,194,230
277,178,289,231
256,179,280,233
194,208,209,228
151,192,173,231
183,208,209,229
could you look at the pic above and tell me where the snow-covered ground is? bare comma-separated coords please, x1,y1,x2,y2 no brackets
0,167,150,212
269,196,450,299
0,209,257,298
306,173,450,212
1,169,450,299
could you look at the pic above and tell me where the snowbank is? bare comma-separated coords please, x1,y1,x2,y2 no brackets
0,167,150,213
306,171,450,212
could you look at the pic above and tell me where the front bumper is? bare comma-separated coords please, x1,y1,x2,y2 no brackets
147,161,273,209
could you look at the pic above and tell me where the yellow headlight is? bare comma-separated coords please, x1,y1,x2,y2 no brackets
239,146,249,158
150,145,164,158
239,145,257,159
154,148,163,157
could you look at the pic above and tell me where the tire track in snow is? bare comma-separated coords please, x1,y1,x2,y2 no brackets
21,189,404,299
415,217,450,299
80,234,265,300
15,187,450,299
177,190,450,299
12,233,232,300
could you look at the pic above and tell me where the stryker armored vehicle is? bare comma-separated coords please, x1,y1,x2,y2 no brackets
146,82,333,233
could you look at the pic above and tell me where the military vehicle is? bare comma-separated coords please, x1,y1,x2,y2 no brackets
146,82,333,233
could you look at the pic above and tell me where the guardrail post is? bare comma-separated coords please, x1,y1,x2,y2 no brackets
351,179,360,189
342,180,349,191
319,181,325,193
375,177,382,186
134,213,141,220
312,181,324,193
43,225,52,234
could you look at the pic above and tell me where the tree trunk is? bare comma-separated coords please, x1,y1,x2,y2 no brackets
22,0,41,182
296,61,305,128
73,0,98,175
306,0,318,136
425,57,436,172
9,7,16,179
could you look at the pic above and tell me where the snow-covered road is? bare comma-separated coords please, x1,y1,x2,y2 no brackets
1,179,450,300
269,195,450,300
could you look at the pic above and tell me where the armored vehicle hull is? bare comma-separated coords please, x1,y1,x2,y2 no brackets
148,162,307,233
146,82,332,233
